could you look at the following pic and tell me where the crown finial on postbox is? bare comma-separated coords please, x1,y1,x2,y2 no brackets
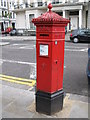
48,3,52,12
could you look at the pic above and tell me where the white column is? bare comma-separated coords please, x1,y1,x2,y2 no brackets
34,0,38,7
63,10,69,18
63,10,65,18
63,10,70,31
4,22,5,31
27,0,30,4
14,0,17,5
82,8,86,28
79,9,82,28
62,0,65,3
79,0,84,2
47,0,52,5
3,0,4,7
42,0,45,3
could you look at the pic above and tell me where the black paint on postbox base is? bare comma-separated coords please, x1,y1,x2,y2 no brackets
36,90,64,115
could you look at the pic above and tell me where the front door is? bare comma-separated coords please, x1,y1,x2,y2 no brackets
12,23,15,29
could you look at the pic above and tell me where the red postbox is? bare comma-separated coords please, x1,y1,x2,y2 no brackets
32,3,70,115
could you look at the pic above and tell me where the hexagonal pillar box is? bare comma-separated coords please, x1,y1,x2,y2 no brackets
32,3,70,115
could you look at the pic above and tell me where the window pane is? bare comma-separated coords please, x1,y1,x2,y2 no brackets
1,0,3,6
79,30,87,35
87,30,90,35
4,1,6,7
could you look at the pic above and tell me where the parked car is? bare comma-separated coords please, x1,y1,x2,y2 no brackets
65,26,67,34
86,48,90,85
9,29,23,36
70,28,90,43
9,29,17,36
2,27,12,35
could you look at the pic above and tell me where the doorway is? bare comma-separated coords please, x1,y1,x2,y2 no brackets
1,22,4,31
12,23,15,29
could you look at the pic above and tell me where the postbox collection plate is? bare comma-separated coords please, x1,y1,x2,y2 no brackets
40,44,48,56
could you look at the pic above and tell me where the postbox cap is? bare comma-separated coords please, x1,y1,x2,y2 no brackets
32,3,70,25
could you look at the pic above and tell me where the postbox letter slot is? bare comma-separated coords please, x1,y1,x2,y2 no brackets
40,34,49,36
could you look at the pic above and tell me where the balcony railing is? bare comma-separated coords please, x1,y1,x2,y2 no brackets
14,0,88,10
38,2,47,7
14,1,47,9
65,0,79,3
52,0,62,4
14,4,23,9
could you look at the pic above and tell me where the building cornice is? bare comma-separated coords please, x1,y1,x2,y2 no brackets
12,1,89,13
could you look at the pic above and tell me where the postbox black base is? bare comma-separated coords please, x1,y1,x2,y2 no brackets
36,90,64,115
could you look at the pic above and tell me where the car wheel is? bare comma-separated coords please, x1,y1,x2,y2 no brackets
73,37,79,43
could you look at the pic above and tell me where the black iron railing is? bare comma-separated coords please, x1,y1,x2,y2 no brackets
14,1,47,9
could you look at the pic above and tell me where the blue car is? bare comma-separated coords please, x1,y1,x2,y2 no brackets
86,48,90,84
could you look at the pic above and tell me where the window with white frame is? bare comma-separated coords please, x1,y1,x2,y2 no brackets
1,0,3,6
38,0,43,6
29,14,35,29
4,0,6,7
10,2,11,8
52,0,59,4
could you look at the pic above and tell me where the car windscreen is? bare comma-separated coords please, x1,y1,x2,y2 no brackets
79,29,88,35
72,30,78,35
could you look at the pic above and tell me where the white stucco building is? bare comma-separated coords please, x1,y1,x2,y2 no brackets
13,0,89,32
0,0,16,31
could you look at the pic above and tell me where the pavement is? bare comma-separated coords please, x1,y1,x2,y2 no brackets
0,35,36,41
0,33,70,45
0,42,10,46
0,83,89,118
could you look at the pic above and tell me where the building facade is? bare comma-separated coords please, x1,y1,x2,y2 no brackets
0,0,16,31
13,0,89,32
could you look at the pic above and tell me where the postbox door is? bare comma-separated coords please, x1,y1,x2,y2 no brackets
51,41,58,92
52,40,65,92
36,41,52,93
57,40,65,90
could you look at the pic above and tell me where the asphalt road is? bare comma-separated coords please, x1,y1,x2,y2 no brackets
0,39,89,96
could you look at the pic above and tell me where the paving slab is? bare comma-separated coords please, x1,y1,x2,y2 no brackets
0,33,70,42
69,101,88,118
0,36,36,41
0,42,10,46
0,84,88,118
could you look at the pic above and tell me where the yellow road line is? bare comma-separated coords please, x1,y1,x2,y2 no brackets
0,74,36,86
0,77,34,86
0,74,36,85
